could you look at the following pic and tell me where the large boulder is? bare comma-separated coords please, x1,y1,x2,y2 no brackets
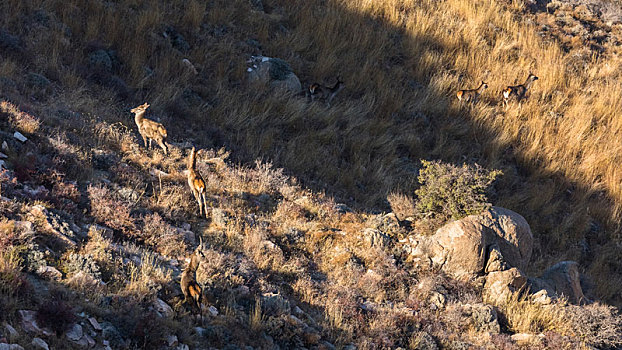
483,267,528,305
414,207,532,279
529,261,586,305
247,56,302,94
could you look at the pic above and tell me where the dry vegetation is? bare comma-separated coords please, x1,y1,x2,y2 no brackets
1,0,622,348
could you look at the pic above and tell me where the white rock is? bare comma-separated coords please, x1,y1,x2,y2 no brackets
0,160,5,169
13,132,27,143
167,334,179,347
1,141,7,151
0,152,7,159
31,337,49,350
88,317,102,331
154,298,174,318
66,323,83,341
176,344,189,350
36,265,62,281
207,305,218,317
4,323,18,339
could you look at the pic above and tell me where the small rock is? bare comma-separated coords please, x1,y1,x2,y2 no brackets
19,310,52,336
411,331,438,350
207,305,218,317
0,344,24,350
463,303,500,334
363,228,391,249
485,243,509,273
13,132,27,143
88,317,102,331
0,160,5,169
36,265,62,281
176,344,190,350
0,152,7,159
167,335,179,347
66,323,83,341
84,334,95,348
429,291,446,309
4,324,18,340
31,337,49,350
483,268,527,305
154,298,174,318
194,327,206,336
511,333,543,346
181,59,198,75
531,289,552,304
1,141,8,151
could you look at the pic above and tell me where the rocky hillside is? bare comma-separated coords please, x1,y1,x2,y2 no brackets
1,0,622,349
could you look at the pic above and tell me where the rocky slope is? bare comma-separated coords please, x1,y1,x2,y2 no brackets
1,0,622,349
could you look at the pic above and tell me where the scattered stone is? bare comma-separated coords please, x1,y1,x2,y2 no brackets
411,331,438,350
88,317,102,331
154,298,174,318
36,265,62,281
483,268,527,305
13,132,27,143
429,291,447,309
0,152,7,159
1,141,7,151
207,305,218,317
363,228,391,249
18,310,52,336
167,335,179,347
31,337,49,350
182,59,198,75
511,333,544,346
530,261,586,304
0,344,24,350
4,324,18,340
462,303,500,334
66,323,83,341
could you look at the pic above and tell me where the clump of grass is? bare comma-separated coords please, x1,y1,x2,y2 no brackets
87,184,135,234
36,297,77,336
495,291,569,335
0,100,40,134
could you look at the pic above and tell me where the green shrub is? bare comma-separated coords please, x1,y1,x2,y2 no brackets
415,160,502,222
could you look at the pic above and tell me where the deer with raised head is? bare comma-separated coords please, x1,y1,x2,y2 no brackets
456,81,488,103
309,77,345,107
502,73,539,109
187,147,208,218
181,237,205,322
131,103,168,155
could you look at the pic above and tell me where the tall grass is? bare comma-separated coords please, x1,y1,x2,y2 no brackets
1,0,622,304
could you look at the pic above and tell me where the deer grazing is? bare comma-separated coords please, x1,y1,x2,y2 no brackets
181,237,205,322
131,103,168,155
187,147,208,218
502,73,539,109
309,77,345,107
456,81,488,103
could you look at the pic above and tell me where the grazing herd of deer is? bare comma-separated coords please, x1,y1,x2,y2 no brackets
457,72,539,109
129,71,538,321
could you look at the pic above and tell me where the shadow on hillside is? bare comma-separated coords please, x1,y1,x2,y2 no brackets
189,0,622,308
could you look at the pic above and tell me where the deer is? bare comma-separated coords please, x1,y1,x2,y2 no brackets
502,73,539,109
187,147,208,218
456,81,488,103
130,103,168,155
181,237,206,322
309,77,345,107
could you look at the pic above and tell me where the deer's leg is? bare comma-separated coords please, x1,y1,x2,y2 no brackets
157,138,168,155
141,134,148,148
201,192,209,218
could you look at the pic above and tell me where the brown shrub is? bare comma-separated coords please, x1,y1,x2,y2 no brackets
1,100,40,134
87,184,135,234
387,192,416,221
140,213,188,257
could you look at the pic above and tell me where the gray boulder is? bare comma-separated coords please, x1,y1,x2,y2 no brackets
247,56,302,94
529,261,587,304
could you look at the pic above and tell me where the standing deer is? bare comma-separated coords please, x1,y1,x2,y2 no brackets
456,81,488,103
187,147,208,218
309,77,345,107
181,237,205,322
502,73,539,109
131,103,168,155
